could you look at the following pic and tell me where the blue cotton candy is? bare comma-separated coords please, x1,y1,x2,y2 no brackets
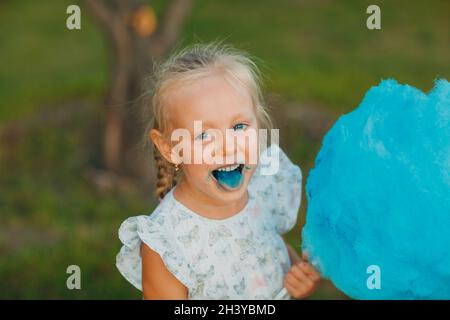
302,79,450,299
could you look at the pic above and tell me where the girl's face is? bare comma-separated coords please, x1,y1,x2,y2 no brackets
166,74,259,206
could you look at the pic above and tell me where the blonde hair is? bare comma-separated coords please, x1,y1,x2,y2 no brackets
145,42,273,200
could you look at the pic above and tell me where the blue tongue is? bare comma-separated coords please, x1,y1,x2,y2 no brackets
213,167,243,189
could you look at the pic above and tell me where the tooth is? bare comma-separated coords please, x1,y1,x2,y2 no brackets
216,164,240,172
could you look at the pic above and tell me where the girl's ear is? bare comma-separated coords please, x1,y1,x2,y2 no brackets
149,129,174,164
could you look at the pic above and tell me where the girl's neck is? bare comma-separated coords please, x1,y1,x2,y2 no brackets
173,178,248,220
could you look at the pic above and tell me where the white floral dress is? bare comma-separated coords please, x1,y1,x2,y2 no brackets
116,144,302,299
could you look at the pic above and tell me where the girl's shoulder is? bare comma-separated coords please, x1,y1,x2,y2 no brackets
249,143,302,194
118,190,194,239
248,144,303,234
116,193,196,291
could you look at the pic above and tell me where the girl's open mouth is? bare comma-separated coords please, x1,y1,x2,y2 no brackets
211,164,245,190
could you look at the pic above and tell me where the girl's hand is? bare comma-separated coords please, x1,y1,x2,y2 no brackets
284,252,321,299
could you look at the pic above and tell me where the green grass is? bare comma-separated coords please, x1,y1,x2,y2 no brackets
0,0,107,122
183,0,449,112
1,0,448,122
0,0,448,299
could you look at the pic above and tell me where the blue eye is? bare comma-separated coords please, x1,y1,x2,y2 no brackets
196,131,209,141
233,123,248,131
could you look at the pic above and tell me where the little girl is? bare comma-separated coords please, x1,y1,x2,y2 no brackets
116,43,320,299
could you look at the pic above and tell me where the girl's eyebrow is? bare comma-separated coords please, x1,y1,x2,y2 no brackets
230,111,254,123
188,110,254,133
198,112,253,128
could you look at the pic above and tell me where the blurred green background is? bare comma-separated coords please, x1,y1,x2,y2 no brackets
0,0,448,299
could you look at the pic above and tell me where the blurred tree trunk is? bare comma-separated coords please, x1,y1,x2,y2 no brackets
84,0,193,176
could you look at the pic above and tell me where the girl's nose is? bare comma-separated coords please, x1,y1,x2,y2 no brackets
223,138,237,164
213,130,236,164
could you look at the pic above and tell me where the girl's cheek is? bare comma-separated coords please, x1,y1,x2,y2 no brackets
186,164,212,182
234,137,259,164
245,142,259,165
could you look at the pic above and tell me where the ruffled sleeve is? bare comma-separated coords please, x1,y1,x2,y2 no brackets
116,213,193,291
249,144,303,234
